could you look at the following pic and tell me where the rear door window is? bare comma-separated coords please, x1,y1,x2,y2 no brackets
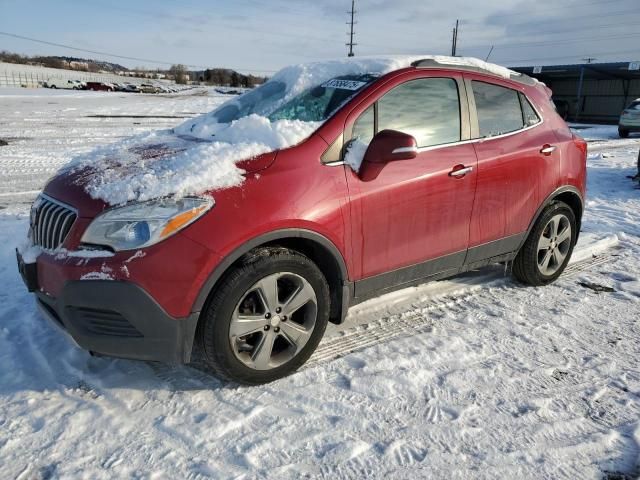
472,81,524,137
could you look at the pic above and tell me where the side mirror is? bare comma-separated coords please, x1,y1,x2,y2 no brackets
363,129,418,164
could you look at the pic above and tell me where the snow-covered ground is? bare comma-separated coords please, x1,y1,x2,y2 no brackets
1,89,639,479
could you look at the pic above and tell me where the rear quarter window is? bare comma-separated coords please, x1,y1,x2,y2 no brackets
519,93,541,127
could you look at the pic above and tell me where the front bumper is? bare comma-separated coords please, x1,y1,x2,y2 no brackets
35,280,199,364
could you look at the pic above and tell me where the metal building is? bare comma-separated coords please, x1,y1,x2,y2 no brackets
512,62,640,123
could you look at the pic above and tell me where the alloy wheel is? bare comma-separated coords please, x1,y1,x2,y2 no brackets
536,213,572,276
229,272,317,370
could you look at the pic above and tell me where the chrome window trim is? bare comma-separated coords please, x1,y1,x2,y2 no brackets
416,119,544,153
321,74,546,164
467,79,544,141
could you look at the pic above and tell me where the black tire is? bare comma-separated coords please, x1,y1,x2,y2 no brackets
513,201,577,286
197,247,330,385
619,128,629,138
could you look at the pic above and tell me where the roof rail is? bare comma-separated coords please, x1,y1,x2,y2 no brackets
411,58,537,86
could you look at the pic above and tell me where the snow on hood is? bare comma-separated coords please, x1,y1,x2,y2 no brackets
66,55,519,206
69,116,318,205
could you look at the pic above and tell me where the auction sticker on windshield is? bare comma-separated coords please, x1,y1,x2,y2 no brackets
321,79,368,90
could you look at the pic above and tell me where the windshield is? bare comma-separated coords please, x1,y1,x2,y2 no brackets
268,75,378,122
210,74,377,124
627,101,640,111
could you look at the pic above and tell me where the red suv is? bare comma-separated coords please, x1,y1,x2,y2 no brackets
17,57,587,384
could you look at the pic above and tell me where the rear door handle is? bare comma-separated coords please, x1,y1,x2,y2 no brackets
540,144,557,155
449,165,474,178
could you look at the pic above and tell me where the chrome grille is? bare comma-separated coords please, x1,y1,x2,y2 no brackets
30,194,77,250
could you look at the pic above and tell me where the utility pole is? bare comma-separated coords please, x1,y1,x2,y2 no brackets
347,0,357,57
451,19,459,56
575,58,596,121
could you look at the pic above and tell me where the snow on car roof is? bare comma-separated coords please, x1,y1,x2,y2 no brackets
176,55,520,140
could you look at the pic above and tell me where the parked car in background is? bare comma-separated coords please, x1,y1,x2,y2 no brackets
18,56,587,385
86,82,114,92
138,83,160,93
619,98,640,137
44,79,81,90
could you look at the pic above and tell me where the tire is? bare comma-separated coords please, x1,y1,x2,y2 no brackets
513,201,577,286
619,128,629,138
197,247,330,385
50,85,56,89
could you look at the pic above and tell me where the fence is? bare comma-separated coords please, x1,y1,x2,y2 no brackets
0,62,171,88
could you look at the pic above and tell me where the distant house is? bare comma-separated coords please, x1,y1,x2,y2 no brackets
69,61,89,70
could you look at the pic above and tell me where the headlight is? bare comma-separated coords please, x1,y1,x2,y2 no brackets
81,197,213,251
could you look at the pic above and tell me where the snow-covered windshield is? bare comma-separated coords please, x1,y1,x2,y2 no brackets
210,74,377,124
268,75,377,122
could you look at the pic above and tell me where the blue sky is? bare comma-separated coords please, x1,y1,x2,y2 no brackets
1,0,639,73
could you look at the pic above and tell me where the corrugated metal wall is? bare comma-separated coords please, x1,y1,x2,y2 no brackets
549,78,640,123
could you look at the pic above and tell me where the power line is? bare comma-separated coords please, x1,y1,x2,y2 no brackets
457,18,639,43
461,7,640,33
502,48,640,65
0,31,278,74
463,32,640,52
64,0,340,44
463,0,629,23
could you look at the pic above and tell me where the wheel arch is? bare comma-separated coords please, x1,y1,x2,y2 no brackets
192,229,351,325
519,186,584,250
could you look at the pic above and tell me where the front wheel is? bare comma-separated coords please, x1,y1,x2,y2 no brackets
197,248,330,385
619,128,629,138
513,201,577,286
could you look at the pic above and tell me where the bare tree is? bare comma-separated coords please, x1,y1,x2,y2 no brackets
169,64,188,84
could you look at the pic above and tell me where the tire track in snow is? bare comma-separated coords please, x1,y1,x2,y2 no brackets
306,248,617,369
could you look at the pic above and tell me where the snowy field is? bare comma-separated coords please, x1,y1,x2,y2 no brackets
1,88,640,479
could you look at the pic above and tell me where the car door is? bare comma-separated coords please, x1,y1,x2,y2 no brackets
464,75,559,261
344,72,478,295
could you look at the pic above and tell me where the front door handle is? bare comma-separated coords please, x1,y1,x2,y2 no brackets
540,144,557,155
449,165,474,178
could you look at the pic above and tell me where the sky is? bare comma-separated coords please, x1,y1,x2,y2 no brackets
0,0,639,74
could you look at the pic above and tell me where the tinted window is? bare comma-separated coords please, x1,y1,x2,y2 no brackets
473,81,524,137
628,101,640,111
519,93,541,127
378,78,461,148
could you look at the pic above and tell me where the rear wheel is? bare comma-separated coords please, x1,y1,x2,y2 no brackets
197,248,330,385
513,202,577,286
619,128,629,138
